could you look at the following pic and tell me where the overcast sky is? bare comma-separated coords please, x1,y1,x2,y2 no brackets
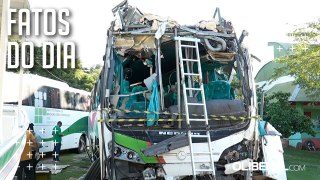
27,0,319,74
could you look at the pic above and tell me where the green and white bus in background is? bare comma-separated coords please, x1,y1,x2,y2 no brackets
3,72,90,153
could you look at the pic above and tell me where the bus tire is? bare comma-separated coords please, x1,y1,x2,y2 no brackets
77,135,86,154
84,157,101,180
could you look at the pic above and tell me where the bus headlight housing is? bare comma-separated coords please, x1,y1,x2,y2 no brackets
127,151,135,159
114,147,122,157
110,144,143,164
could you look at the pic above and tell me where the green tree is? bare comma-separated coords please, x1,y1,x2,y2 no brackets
32,45,101,91
274,19,320,97
78,64,102,91
7,43,101,92
261,91,315,138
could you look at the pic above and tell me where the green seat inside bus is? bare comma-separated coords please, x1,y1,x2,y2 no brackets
204,80,233,100
120,80,148,117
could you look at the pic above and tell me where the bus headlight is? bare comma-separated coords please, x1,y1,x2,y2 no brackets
127,151,135,159
111,145,144,164
114,147,122,157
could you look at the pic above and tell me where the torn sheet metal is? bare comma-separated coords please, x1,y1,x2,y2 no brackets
197,19,218,32
207,51,236,62
112,1,144,31
142,134,188,156
114,35,156,57
114,10,123,31
155,22,168,39
140,13,178,30
262,135,287,180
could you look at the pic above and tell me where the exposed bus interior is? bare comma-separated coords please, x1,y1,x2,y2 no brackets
85,1,270,180
93,1,254,132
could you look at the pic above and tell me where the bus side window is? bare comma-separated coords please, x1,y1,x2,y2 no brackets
22,83,33,106
69,92,75,110
22,93,33,106
61,91,67,109
79,95,83,110
34,91,39,107
50,87,61,109
75,93,80,110
62,90,72,110
79,95,87,111
86,96,90,111
92,80,100,111
91,84,97,111
22,98,29,106
42,87,49,108
34,87,49,108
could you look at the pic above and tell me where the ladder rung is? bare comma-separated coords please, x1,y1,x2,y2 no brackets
181,44,197,48
190,134,208,138
195,169,214,172
184,73,200,76
187,102,204,106
177,35,216,177
193,152,211,155
175,37,200,42
182,58,199,62
188,118,207,121
185,87,202,91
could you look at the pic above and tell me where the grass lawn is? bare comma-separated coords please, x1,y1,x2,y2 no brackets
39,150,92,180
40,148,319,180
284,148,320,180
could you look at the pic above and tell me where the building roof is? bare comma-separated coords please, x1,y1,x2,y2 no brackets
255,42,293,83
293,87,320,102
266,81,296,95
268,42,294,58
264,81,320,102
255,61,282,82
255,42,319,102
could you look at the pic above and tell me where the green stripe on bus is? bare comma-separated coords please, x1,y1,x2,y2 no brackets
42,116,88,142
114,133,159,164
0,135,25,170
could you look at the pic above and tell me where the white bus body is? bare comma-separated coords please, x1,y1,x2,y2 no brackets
3,72,90,153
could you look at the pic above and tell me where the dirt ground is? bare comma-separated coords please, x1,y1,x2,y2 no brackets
37,150,92,180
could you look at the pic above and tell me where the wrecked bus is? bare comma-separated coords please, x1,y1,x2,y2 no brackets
86,1,287,179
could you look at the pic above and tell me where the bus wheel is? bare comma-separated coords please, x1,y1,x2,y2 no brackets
77,135,86,154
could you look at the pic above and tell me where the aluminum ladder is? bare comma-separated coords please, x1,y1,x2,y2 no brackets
175,36,216,179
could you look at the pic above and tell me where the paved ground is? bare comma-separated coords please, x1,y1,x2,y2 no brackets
37,150,92,180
